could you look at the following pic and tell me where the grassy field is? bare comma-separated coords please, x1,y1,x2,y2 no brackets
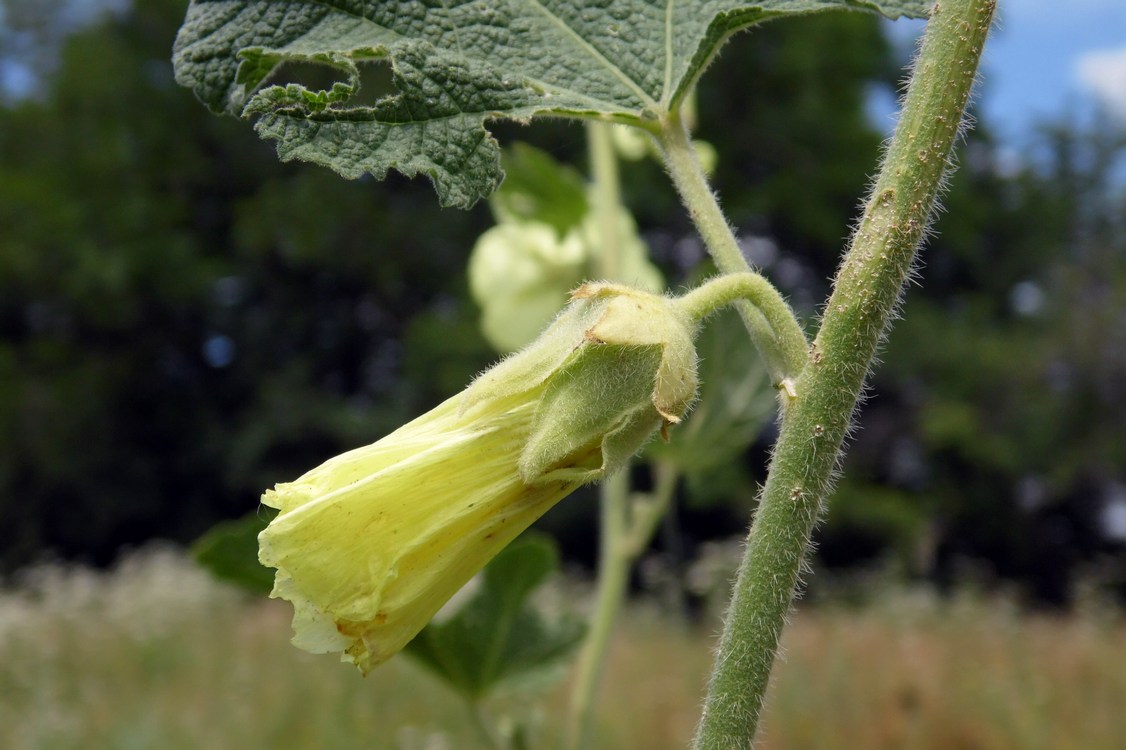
1,546,1123,749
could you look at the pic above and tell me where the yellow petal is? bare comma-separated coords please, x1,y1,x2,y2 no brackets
259,389,580,673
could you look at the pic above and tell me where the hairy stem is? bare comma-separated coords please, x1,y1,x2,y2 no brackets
588,121,622,280
565,468,631,750
657,114,806,387
676,272,808,394
691,2,996,748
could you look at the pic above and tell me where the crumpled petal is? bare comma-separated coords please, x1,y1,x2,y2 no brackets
259,390,583,673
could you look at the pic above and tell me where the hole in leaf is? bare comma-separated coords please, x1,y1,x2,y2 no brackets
266,61,352,94
352,62,396,106
261,60,396,107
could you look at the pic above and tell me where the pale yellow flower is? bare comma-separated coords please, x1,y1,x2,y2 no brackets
259,283,699,673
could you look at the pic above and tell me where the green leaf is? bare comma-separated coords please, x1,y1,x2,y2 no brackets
173,0,929,207
191,511,275,595
404,534,584,700
490,143,589,235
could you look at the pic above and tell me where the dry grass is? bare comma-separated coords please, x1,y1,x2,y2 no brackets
757,593,1126,750
1,546,1123,749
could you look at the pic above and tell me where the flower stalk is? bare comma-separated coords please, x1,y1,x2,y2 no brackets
564,467,630,750
676,272,808,397
657,112,807,389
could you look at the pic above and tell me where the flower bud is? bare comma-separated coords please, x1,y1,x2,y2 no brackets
468,221,586,352
508,283,697,481
468,211,663,353
259,283,698,673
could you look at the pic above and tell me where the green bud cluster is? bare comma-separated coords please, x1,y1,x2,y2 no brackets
468,207,662,353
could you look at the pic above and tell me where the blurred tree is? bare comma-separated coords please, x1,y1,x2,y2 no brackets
0,0,495,571
1,0,131,101
0,1,909,572
699,12,901,274
2,0,1120,608
828,113,1126,604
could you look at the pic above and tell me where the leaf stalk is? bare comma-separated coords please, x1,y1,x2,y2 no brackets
657,111,807,388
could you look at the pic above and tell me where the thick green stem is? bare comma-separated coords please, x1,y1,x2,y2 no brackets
658,114,806,387
691,2,996,748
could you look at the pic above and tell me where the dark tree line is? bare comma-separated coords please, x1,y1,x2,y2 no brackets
1,0,1122,605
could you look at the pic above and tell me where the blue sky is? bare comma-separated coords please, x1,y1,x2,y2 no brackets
885,0,1126,141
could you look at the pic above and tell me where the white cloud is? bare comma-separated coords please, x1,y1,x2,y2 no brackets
1075,47,1126,118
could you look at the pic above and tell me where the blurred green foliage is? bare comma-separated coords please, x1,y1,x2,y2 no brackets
406,535,584,701
0,0,496,569
840,116,1126,602
489,143,590,236
1,0,1122,604
190,511,273,595
647,301,775,504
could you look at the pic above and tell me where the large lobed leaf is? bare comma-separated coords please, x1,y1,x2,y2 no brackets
173,0,929,207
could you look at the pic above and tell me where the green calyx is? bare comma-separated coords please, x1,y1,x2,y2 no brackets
464,282,698,485
521,284,699,483
464,274,802,486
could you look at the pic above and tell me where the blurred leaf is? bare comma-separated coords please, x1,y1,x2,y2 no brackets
191,512,274,595
405,534,584,700
468,220,587,352
491,144,589,235
470,144,663,352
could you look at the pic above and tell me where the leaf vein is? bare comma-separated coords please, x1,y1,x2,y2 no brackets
520,0,658,110
257,1,641,120
662,0,675,105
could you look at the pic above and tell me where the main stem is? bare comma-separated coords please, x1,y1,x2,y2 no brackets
681,2,996,748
